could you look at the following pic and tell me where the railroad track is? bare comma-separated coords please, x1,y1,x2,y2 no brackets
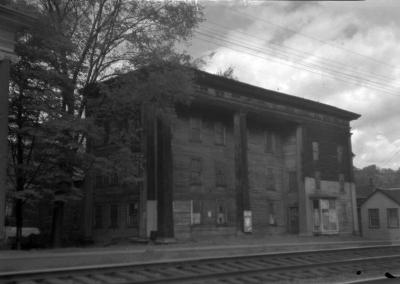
1,245,400,283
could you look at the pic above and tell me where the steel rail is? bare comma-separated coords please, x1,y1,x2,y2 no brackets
1,244,400,283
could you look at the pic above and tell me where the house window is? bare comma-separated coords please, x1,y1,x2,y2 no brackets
368,208,380,229
337,145,344,163
110,204,119,229
266,168,275,191
94,205,103,229
315,171,321,190
214,122,226,145
312,142,319,161
215,161,226,187
190,117,201,142
387,208,399,228
127,202,139,227
190,158,202,185
339,174,345,192
288,171,297,192
265,131,274,153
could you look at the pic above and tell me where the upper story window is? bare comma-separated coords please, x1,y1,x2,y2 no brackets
312,141,319,161
337,145,344,163
214,122,226,145
215,161,227,187
190,117,201,142
190,157,202,185
265,131,274,153
288,171,297,192
368,208,380,229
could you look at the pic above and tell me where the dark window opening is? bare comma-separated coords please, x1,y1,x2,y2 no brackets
190,158,202,185
368,208,380,229
387,208,399,228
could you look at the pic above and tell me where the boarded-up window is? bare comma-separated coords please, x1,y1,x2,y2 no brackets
192,200,201,225
190,158,202,185
94,205,103,229
339,174,345,192
312,142,319,161
214,122,226,145
127,202,139,227
368,208,380,229
215,161,226,187
288,171,297,192
216,200,227,225
387,208,399,228
315,171,321,190
265,131,274,153
266,168,275,191
268,201,277,225
190,117,201,142
337,145,344,163
110,204,119,229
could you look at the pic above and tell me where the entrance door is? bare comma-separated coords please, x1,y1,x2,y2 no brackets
288,207,299,233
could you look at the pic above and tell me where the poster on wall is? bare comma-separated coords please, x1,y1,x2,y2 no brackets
244,210,252,233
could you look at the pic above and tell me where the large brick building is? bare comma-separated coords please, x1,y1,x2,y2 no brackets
85,69,360,242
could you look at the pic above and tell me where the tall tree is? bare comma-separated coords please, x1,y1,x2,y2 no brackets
8,0,203,248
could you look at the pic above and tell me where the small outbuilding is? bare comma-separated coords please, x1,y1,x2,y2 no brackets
360,188,400,239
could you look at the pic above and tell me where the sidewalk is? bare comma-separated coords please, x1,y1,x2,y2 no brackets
0,234,396,273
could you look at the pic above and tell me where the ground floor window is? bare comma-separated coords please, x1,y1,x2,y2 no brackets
127,202,139,227
94,205,103,229
312,198,338,234
110,204,119,229
387,208,398,228
368,208,380,229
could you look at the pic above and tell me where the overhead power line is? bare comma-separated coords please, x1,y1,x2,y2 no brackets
204,20,399,87
230,8,400,72
195,29,400,97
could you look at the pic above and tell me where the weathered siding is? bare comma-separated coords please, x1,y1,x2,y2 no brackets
172,107,236,238
361,192,400,240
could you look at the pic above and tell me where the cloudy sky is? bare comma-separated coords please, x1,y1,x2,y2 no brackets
183,0,400,170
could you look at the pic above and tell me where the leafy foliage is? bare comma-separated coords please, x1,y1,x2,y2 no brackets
6,0,203,247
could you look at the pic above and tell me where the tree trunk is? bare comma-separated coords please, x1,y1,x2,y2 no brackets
15,199,23,250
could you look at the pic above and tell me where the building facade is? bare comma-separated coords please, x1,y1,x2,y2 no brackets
86,70,360,242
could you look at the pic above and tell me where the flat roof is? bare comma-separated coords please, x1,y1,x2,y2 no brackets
195,69,361,121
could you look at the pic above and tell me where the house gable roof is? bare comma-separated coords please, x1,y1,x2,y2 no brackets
361,188,400,207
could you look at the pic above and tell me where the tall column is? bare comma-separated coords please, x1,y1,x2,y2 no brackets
144,104,157,237
297,125,311,236
82,168,94,242
347,130,359,235
156,114,174,239
0,59,10,243
234,111,250,233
